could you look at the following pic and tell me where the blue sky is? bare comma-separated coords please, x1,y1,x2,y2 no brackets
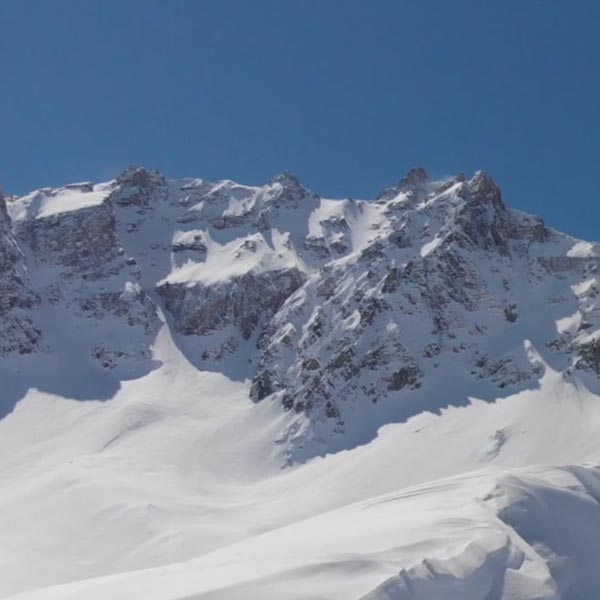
1,0,599,239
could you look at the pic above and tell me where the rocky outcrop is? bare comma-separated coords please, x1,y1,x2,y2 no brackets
112,166,168,210
0,192,41,355
84,282,161,369
158,267,306,339
4,182,161,368
172,230,207,255
266,172,318,210
75,282,159,332
0,193,32,308
22,197,120,279
452,173,513,253
376,167,429,202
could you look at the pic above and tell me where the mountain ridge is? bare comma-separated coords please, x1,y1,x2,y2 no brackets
2,166,598,456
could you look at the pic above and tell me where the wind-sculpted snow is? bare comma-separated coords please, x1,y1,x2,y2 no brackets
3,167,600,599
9,464,600,600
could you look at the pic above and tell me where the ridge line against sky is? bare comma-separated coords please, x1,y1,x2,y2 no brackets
1,0,599,239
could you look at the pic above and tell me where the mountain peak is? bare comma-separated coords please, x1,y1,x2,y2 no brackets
113,165,167,208
399,167,428,188
116,165,165,186
468,170,503,206
266,171,317,209
375,167,429,201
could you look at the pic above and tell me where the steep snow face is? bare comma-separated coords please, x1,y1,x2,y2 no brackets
4,167,600,599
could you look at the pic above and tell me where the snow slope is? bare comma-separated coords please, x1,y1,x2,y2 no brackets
3,329,600,599
17,464,600,600
3,167,600,599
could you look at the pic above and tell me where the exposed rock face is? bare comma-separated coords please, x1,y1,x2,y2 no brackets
24,197,120,279
376,167,429,201
112,166,168,209
75,281,161,367
266,172,318,210
0,192,41,355
0,193,28,309
5,181,160,370
172,230,207,257
158,268,305,339
4,166,600,454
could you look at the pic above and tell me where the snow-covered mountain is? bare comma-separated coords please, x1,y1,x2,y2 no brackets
2,167,600,599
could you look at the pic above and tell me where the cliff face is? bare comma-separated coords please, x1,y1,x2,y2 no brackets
0,191,41,355
4,167,600,455
5,181,160,373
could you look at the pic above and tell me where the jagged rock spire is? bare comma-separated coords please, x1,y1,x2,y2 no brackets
113,165,168,208
267,171,317,208
398,167,428,188
376,167,429,201
116,165,166,187
270,171,302,188
468,171,503,207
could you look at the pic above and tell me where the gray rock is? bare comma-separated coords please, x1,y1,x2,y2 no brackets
20,197,120,279
158,267,306,339
0,193,41,355
112,166,168,209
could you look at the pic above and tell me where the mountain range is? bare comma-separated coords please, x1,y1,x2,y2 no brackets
2,167,600,599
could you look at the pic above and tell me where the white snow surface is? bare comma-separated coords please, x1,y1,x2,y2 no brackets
4,168,600,599
163,231,302,285
4,340,600,600
7,183,111,221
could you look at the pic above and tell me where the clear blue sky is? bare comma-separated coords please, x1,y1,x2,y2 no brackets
1,1,599,239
